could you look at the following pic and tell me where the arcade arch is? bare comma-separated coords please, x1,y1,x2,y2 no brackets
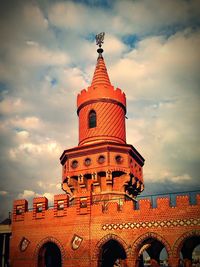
34,237,65,267
94,234,128,267
38,242,61,267
99,239,127,267
174,231,200,266
133,233,171,267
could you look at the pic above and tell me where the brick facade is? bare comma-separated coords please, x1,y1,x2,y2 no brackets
10,194,200,267
10,44,200,267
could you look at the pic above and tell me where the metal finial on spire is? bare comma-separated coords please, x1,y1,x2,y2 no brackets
95,32,105,47
95,32,105,57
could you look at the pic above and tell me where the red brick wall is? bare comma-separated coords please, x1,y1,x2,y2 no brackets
10,193,200,267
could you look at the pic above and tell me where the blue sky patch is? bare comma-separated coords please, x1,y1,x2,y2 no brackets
51,78,57,87
122,34,140,48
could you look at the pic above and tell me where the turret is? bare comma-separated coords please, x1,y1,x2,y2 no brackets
77,46,126,146
60,33,144,202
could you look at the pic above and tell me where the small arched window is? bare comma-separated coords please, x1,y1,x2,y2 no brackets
88,110,96,128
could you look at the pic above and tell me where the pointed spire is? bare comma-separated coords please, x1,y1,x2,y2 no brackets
91,55,111,86
91,32,111,87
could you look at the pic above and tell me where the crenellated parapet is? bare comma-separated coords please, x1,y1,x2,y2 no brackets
13,199,28,221
54,194,69,217
12,193,200,224
77,85,126,115
33,197,48,219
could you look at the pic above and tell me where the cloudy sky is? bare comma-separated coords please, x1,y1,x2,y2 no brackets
0,0,200,220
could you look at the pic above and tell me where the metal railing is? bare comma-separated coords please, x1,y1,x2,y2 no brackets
25,189,200,211
136,189,200,208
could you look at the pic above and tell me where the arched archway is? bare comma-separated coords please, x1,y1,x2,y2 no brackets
38,242,61,267
99,239,127,267
93,234,129,267
34,237,65,267
132,233,171,267
173,231,200,266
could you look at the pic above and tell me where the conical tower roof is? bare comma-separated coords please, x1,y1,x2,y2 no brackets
91,55,111,86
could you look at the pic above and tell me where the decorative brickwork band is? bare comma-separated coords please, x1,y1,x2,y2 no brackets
102,218,200,231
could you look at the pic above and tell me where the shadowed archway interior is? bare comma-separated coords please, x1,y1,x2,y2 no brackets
137,237,169,267
38,242,61,267
180,236,200,261
99,239,127,267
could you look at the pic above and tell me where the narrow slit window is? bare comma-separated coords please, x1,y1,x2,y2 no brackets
80,197,87,208
88,110,96,128
16,205,23,215
57,200,65,210
36,203,43,213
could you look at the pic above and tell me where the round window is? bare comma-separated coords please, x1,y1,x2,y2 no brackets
71,160,78,169
115,155,123,164
84,158,91,166
98,155,105,164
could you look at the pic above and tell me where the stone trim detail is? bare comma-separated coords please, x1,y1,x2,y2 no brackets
172,230,200,257
92,234,129,260
102,218,200,231
132,232,172,257
33,236,66,266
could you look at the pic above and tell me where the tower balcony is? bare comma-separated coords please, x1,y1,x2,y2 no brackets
60,141,145,201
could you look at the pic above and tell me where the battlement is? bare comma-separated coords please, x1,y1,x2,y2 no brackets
77,85,126,114
12,192,200,223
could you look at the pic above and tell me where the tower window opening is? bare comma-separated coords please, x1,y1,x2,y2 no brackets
36,203,43,213
16,205,23,215
88,110,96,128
98,155,105,164
71,160,78,169
84,158,91,166
57,200,65,210
80,197,87,208
115,155,123,164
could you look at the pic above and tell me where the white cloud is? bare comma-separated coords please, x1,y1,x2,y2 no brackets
17,190,55,203
37,181,45,188
104,34,127,56
18,190,39,199
110,29,200,100
0,98,25,115
43,192,54,203
11,45,69,67
56,183,61,190
16,130,29,140
170,174,191,183
11,116,42,130
9,140,61,161
115,0,200,34
48,2,88,30
0,191,8,196
22,3,49,30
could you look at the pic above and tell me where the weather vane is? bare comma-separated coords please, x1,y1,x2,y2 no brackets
95,32,105,57
95,32,105,47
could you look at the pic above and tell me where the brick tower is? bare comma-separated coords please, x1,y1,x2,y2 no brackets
60,34,145,204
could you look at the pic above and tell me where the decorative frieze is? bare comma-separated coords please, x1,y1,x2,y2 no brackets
102,218,200,231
